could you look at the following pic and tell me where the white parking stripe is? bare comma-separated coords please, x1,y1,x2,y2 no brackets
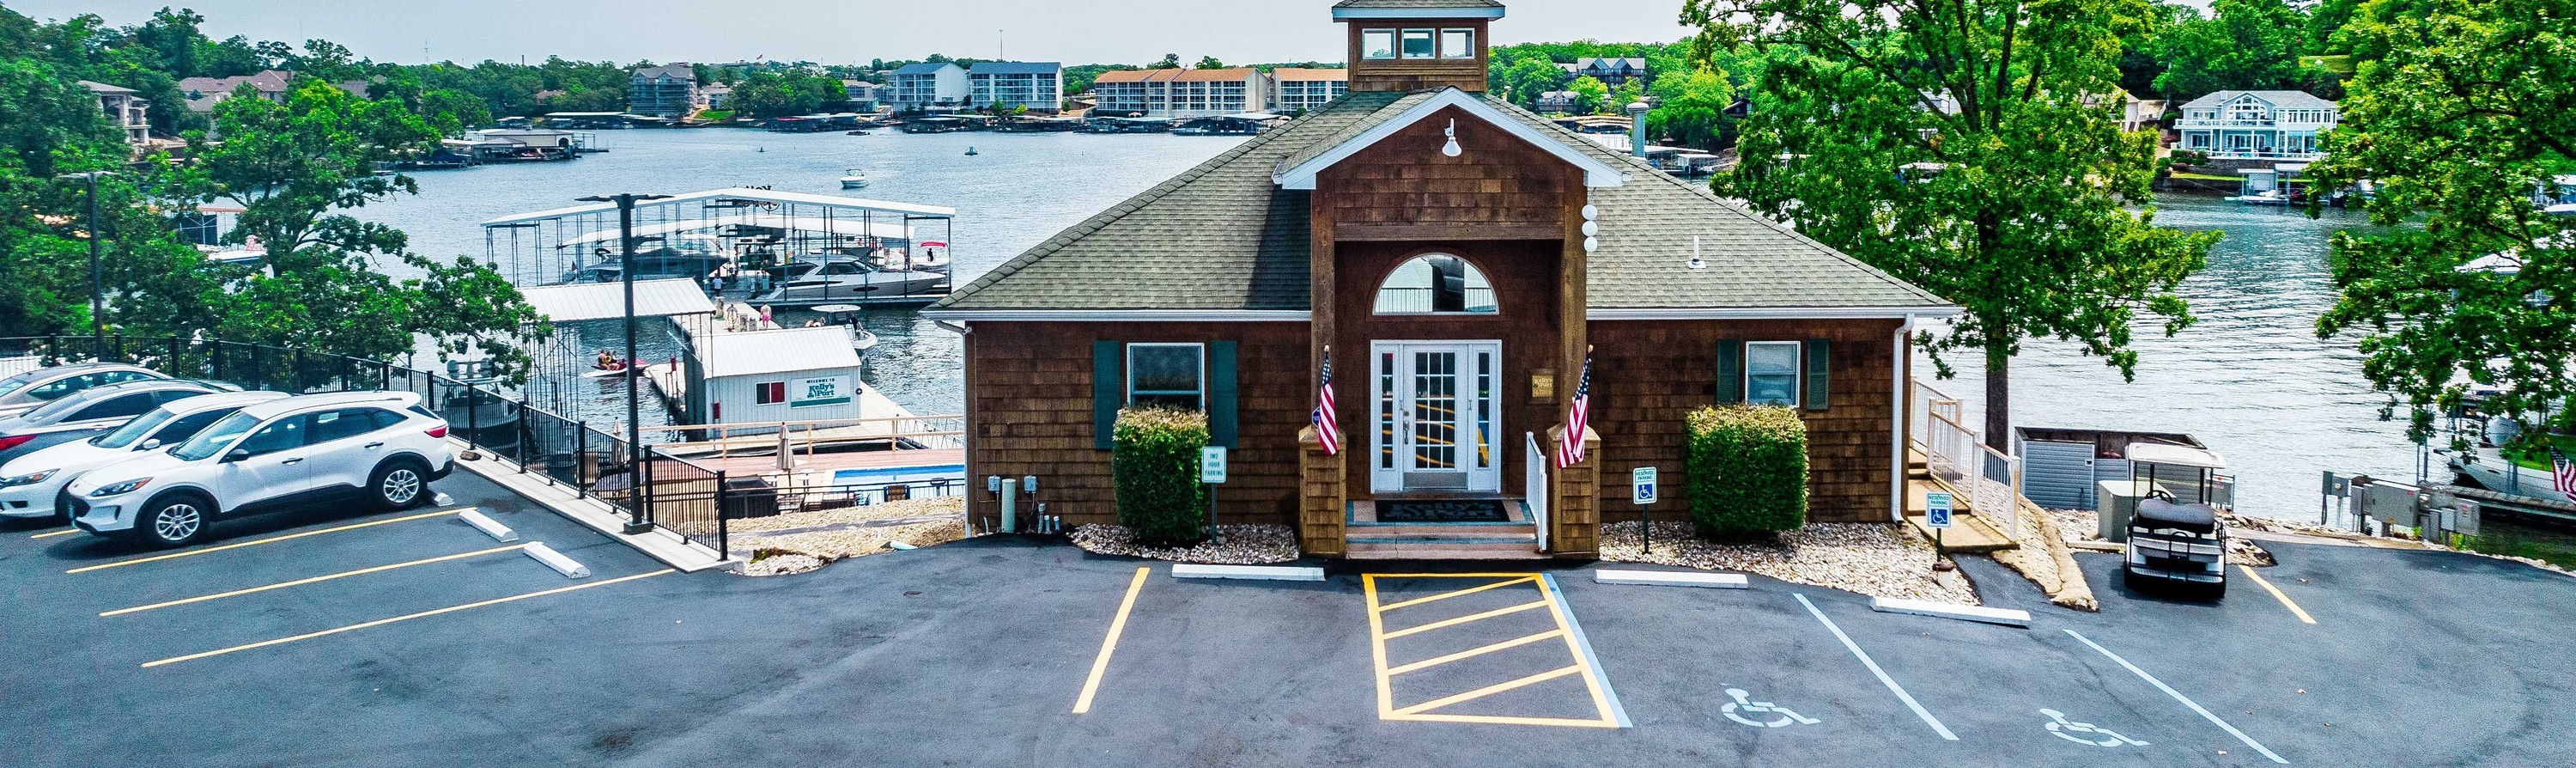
1795,593,1959,741
2065,629,2287,764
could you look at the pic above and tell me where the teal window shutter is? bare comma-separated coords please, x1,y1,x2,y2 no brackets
1093,340,1122,449
1208,341,1239,447
1804,338,1831,411
1715,338,1744,404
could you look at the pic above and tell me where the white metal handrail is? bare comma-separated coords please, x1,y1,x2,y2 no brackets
1526,431,1550,552
1911,379,2021,540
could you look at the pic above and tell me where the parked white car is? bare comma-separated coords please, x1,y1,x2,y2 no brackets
64,391,455,546
0,391,288,520
0,363,165,418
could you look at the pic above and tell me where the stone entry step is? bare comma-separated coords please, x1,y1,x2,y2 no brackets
1345,539,1551,560
1343,499,1546,559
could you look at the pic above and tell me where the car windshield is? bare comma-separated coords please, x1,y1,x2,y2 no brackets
0,370,39,398
91,407,177,448
19,390,100,421
170,411,259,460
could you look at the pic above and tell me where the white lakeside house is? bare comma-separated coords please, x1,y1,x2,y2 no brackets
2174,89,2339,161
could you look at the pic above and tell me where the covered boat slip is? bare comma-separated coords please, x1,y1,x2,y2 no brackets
478,187,959,306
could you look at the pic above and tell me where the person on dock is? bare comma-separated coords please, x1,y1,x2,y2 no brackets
759,304,774,326
710,273,726,296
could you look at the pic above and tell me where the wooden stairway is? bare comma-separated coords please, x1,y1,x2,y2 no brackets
1343,500,1549,560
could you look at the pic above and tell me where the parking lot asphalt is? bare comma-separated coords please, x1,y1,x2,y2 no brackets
5,491,2573,767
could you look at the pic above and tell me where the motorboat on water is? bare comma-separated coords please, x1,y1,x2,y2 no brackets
752,254,950,305
840,168,869,189
578,234,732,283
2225,189,2301,205
813,304,881,352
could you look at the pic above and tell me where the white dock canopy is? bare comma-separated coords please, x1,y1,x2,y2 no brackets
2126,442,2227,469
481,187,955,228
550,213,915,248
519,278,716,323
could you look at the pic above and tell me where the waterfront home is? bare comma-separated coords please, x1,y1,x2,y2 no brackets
1533,89,1579,114
969,62,1065,113
700,83,732,110
890,63,969,111
177,70,293,113
843,80,884,112
629,64,700,118
1558,58,1648,88
925,0,1958,559
1091,67,1267,119
2175,90,2338,161
1269,68,1351,114
79,81,151,149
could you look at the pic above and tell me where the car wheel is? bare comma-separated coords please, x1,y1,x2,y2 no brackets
142,496,212,547
369,460,428,509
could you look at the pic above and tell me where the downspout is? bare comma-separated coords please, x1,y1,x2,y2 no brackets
1891,314,1917,523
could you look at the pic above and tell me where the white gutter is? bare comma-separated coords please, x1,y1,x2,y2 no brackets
1329,8,1506,19
1891,314,1917,523
917,309,1312,322
1590,306,1963,320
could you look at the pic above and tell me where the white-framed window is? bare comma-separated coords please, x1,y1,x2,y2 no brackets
1362,29,1397,59
1439,28,1476,59
1745,341,1801,406
1374,253,1499,314
1400,28,1437,59
1127,343,1206,411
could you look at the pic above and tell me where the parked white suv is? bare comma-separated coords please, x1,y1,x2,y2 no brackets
64,392,456,546
0,390,288,520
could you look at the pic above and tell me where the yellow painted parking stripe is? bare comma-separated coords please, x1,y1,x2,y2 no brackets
29,528,78,539
1071,566,1150,715
1386,629,1564,675
1379,599,1553,640
100,544,531,617
1393,712,1625,728
139,569,672,667
2239,564,2317,625
1364,575,1398,718
1390,664,1584,716
1533,572,1621,725
1373,576,1537,613
67,509,466,574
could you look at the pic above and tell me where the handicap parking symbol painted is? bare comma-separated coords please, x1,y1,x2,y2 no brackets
1722,688,1821,728
2041,709,2150,747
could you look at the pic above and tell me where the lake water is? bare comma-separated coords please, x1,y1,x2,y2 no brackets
361,129,2421,522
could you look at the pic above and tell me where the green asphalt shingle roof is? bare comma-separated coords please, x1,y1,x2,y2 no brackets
935,89,1952,313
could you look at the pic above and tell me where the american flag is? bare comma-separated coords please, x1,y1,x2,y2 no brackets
2553,447,2576,503
1312,349,1340,456
1555,351,1593,468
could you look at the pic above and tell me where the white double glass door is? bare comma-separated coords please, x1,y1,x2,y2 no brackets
1370,341,1502,493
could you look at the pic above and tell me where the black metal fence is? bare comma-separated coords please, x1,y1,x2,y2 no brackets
0,334,730,554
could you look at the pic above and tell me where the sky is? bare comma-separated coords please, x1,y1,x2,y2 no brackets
8,0,1704,67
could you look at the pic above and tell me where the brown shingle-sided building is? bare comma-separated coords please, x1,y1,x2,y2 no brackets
925,0,1958,559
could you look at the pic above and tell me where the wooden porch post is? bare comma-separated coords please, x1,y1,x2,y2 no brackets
1299,425,1348,557
1547,425,1601,559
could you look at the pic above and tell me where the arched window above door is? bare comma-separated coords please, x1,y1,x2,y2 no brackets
1373,253,1498,314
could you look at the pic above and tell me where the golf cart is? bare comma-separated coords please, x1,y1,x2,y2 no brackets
2121,446,2232,598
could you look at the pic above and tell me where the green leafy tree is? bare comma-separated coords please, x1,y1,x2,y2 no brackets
416,88,492,134
1646,65,1735,149
2153,0,2319,100
1489,52,1571,107
1609,81,1644,114
1688,0,2221,448
1567,75,1608,114
2306,0,2576,445
1194,55,1224,70
1151,52,1181,70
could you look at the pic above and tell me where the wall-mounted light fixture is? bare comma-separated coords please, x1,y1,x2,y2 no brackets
1441,119,1462,157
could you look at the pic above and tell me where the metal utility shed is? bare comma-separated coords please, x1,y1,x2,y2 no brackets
2014,427,2228,511
682,326,867,430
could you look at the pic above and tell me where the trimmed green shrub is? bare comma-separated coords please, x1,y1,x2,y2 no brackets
1684,405,1808,539
1113,406,1211,546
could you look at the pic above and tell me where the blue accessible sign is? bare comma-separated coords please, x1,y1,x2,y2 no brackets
1925,491,1954,529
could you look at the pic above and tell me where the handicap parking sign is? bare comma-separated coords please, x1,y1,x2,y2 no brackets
1925,491,1953,528
1632,466,1657,505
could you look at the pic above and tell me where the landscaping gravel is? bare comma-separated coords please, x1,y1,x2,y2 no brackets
1600,521,1978,605
727,497,967,576
1070,523,1301,564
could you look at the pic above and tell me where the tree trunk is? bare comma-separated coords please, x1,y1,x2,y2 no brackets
1983,339,2011,451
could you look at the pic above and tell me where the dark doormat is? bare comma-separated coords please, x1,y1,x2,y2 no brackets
1377,499,1510,523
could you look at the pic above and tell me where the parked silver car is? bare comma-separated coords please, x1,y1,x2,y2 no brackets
0,363,167,419
0,378,241,465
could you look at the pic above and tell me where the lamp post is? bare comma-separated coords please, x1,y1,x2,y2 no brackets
578,192,671,534
66,171,113,351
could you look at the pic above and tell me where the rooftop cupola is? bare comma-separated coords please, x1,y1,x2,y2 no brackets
1333,0,1501,94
